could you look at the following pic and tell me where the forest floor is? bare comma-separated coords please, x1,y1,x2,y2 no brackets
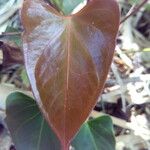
0,0,150,150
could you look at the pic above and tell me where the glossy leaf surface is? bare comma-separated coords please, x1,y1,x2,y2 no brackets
6,92,115,150
21,0,119,148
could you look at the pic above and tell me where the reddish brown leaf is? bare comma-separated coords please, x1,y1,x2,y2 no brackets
21,0,120,149
0,41,23,71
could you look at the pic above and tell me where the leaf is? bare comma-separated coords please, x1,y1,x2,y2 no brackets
21,0,120,149
20,68,30,87
5,92,61,150
5,26,22,47
72,116,116,150
0,26,23,71
6,92,115,150
0,41,23,71
50,0,85,15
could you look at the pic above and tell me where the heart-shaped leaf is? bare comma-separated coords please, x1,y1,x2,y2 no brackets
21,0,119,149
72,116,116,150
5,92,61,150
6,92,115,150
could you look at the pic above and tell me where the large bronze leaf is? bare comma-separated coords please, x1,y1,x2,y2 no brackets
21,0,119,149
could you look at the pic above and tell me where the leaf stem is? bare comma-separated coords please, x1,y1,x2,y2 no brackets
61,142,70,150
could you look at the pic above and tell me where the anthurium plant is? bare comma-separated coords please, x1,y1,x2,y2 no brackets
5,0,120,150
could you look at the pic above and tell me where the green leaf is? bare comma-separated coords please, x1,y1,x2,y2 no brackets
6,92,116,150
5,26,22,47
50,0,85,15
72,116,116,150
5,92,61,150
20,68,30,87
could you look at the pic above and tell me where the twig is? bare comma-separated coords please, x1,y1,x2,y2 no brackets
91,111,131,129
106,74,150,85
111,62,126,112
120,0,148,24
116,46,134,69
91,111,150,136
99,86,128,104
0,31,21,37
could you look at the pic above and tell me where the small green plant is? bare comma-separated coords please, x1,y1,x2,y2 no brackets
5,0,120,149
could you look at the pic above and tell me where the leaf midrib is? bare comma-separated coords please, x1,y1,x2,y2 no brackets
63,18,71,146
